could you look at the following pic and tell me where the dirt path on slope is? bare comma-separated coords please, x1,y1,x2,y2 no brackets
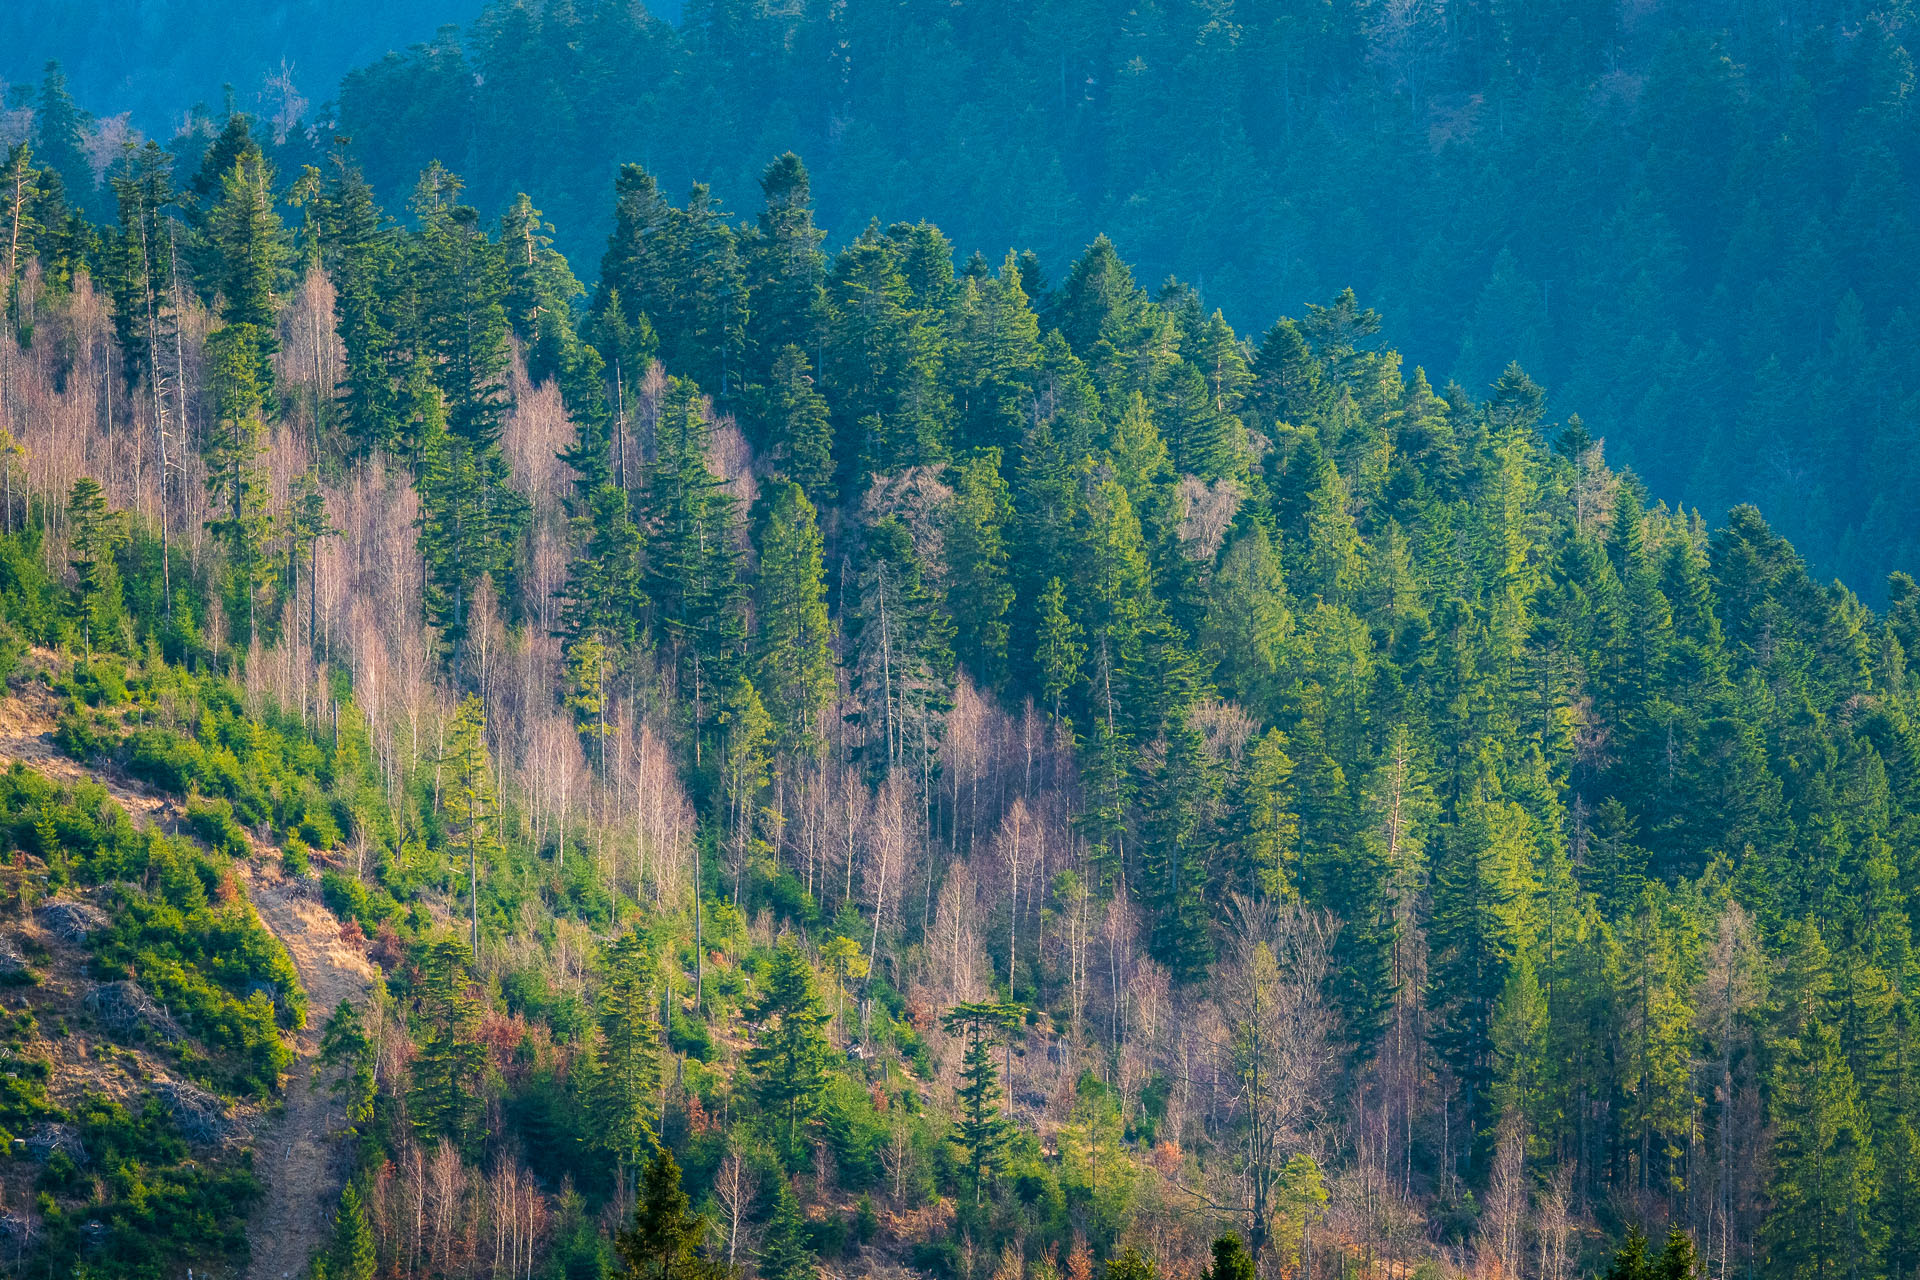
233,860,379,1280
0,678,378,1280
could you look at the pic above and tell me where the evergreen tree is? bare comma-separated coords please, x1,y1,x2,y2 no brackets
763,347,834,502
409,937,487,1152
756,1178,816,1280
326,1181,377,1280
1138,713,1220,981
441,695,501,959
1036,576,1086,725
754,482,835,760
1237,728,1300,901
945,448,1017,687
202,323,275,639
942,1001,1023,1206
1762,1021,1884,1280
845,516,953,775
317,998,376,1131
65,477,125,652
1428,790,1539,1168
642,377,747,746
616,1146,732,1280
208,145,282,353
744,942,832,1153
588,930,663,1181
746,153,828,397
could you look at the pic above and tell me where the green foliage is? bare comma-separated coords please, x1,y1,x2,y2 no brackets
30,1091,261,1280
744,942,832,1155
615,1146,733,1280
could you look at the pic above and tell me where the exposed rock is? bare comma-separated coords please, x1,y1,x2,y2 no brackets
0,933,30,977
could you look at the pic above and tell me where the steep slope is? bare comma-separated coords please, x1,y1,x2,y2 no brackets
0,674,376,1280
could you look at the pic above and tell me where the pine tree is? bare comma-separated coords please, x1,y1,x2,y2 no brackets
744,942,832,1153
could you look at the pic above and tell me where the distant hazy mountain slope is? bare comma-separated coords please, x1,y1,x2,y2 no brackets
0,0,482,131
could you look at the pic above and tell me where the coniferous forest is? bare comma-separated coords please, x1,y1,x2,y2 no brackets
2,5,1920,1280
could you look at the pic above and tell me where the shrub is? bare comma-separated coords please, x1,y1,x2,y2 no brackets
186,797,248,859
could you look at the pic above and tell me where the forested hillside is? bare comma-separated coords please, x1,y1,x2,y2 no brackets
317,0,1920,599
2,87,1920,1280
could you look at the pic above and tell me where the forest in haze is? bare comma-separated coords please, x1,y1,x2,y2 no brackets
0,4,1918,1280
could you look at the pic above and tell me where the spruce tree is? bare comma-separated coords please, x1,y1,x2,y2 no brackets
757,1178,816,1280
202,323,275,640
409,937,487,1153
744,942,833,1153
616,1146,732,1280
763,347,834,502
589,930,663,1181
754,482,835,761
65,477,125,653
945,448,1017,687
1761,1021,1884,1280
441,695,501,959
1139,713,1220,981
942,1001,1023,1206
